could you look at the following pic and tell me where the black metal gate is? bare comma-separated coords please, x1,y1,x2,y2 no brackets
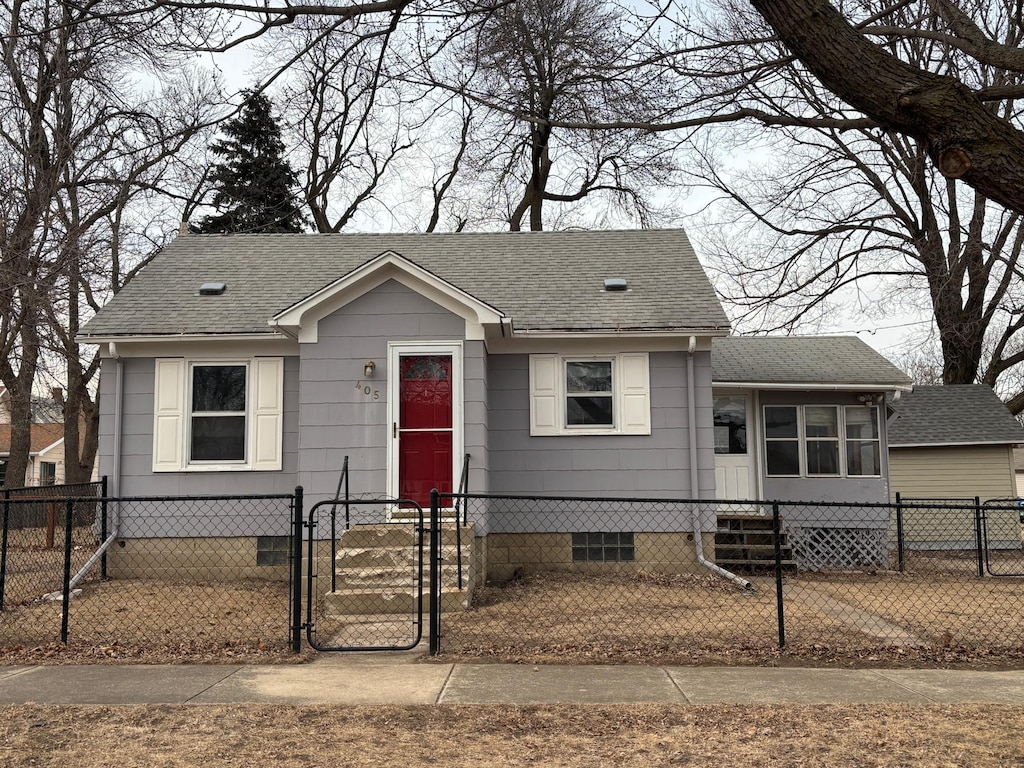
304,498,429,651
981,498,1024,577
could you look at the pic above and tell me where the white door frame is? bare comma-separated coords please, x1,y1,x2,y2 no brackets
386,341,464,509
713,388,762,504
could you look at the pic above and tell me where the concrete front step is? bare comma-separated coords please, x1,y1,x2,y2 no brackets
336,544,470,569
339,522,474,548
333,564,469,589
324,587,470,615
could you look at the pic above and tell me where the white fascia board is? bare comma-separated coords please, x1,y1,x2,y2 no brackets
93,336,298,359
36,438,64,455
485,332,722,355
511,328,729,340
270,251,505,342
713,381,914,392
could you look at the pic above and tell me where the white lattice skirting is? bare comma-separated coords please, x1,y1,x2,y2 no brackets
788,525,889,571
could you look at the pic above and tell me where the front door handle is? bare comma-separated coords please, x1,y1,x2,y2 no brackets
393,422,397,438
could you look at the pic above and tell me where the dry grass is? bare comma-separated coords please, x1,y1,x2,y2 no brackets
1,703,1022,767
3,543,1023,667
0,579,301,665
438,570,1024,667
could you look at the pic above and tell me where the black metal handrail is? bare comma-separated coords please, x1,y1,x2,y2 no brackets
455,453,470,591
328,456,350,593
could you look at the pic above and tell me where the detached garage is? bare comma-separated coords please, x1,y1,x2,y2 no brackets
888,384,1024,550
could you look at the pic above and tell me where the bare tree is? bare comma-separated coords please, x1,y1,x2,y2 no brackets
0,0,216,485
696,0,1024,409
420,0,686,231
748,0,1024,215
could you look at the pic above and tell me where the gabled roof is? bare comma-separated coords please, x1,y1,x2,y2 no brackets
0,423,64,456
79,230,731,339
888,385,1024,448
711,336,913,389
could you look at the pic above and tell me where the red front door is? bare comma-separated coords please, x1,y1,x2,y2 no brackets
398,355,453,508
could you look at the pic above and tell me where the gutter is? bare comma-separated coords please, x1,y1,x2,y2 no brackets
68,342,122,590
687,335,752,591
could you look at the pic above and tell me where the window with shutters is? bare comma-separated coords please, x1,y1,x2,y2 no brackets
529,353,650,436
152,357,284,472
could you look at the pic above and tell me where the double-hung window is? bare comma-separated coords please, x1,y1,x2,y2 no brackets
565,361,614,427
529,353,650,436
190,364,247,462
845,405,881,475
153,357,283,472
763,405,880,477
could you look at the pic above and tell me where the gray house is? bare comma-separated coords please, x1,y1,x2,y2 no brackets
78,230,912,580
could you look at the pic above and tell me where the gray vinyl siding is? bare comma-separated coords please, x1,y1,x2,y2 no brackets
298,280,466,505
484,350,715,533
758,390,891,513
465,340,488,495
99,356,300,499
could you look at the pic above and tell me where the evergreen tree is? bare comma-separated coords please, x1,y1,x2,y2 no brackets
193,91,306,234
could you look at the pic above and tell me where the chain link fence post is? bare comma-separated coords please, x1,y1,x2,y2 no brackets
290,486,304,653
974,496,984,577
0,488,9,612
100,476,109,579
772,501,786,649
60,499,75,643
895,492,905,573
429,489,440,656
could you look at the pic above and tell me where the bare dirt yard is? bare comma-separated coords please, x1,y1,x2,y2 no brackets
1,703,1022,767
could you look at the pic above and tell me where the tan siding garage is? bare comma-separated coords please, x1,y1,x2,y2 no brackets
889,445,1017,502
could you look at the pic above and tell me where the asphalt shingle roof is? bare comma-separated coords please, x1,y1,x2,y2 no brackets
711,336,913,388
80,230,730,338
888,384,1024,447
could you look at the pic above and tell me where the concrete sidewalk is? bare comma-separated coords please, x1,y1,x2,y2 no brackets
2,653,1024,706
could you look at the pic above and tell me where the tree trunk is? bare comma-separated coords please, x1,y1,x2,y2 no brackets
751,0,1024,215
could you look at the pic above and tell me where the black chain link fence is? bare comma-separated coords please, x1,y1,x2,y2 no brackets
1,485,299,661
304,498,426,652
4,484,1022,665
432,493,1024,664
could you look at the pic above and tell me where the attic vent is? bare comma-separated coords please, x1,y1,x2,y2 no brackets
603,278,628,292
199,282,227,296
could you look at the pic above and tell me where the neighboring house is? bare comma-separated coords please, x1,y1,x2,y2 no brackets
77,230,913,579
0,386,68,488
0,422,66,488
888,384,1024,550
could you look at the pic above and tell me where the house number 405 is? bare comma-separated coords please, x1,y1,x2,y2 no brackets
354,381,380,400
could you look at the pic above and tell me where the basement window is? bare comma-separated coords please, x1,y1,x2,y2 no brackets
572,532,635,563
256,536,290,566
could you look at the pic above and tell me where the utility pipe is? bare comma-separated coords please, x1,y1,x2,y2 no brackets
69,343,122,589
687,336,752,591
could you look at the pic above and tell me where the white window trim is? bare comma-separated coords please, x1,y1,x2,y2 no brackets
153,356,284,472
763,404,881,479
530,353,650,436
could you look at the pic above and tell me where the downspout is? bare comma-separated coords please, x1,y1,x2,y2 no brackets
687,335,752,590
69,342,122,589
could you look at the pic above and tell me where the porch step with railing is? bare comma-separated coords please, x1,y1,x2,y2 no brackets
323,522,474,616
715,515,795,569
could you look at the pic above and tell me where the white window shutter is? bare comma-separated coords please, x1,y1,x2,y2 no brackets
619,353,651,434
251,357,284,471
530,354,560,436
153,359,185,471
